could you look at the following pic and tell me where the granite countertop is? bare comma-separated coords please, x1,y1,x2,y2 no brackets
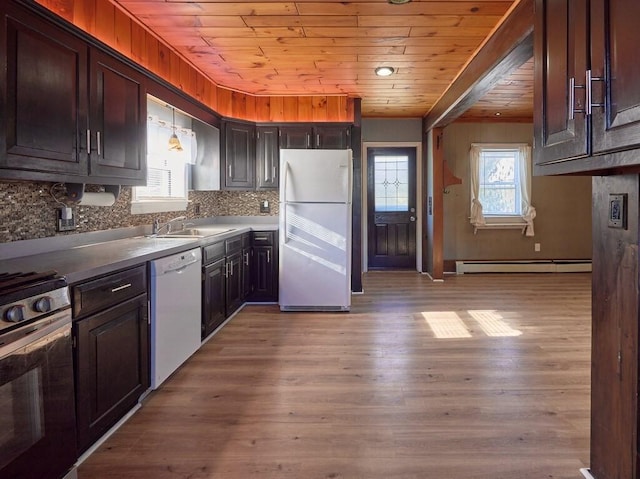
1,219,278,284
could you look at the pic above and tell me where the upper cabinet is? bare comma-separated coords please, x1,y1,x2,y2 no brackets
0,1,146,185
534,0,640,175
88,50,146,183
256,126,279,190
280,124,351,150
222,120,255,190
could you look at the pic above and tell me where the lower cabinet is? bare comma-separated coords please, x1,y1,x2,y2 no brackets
201,231,278,339
72,265,149,453
73,292,149,453
250,231,278,302
202,257,226,339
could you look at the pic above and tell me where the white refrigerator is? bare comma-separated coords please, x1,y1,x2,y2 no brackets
279,149,353,311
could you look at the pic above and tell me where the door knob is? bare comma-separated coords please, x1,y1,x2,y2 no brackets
410,216,416,222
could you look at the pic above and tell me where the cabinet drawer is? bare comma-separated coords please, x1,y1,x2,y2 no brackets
73,265,146,318
252,231,275,246
203,241,225,265
225,235,243,254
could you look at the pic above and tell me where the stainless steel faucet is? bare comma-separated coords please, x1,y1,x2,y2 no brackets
152,215,187,235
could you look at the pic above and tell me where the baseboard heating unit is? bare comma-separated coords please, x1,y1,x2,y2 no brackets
580,468,595,479
455,259,592,274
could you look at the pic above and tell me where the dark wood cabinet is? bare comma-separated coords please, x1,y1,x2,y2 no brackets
280,125,313,149
314,125,351,149
280,124,350,150
250,231,278,302
256,126,279,190
88,49,146,183
72,264,149,454
0,1,147,185
534,0,640,174
241,233,252,300
202,257,226,339
225,251,243,314
0,2,88,180
222,120,255,189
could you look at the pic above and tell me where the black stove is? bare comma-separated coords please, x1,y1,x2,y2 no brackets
0,270,71,333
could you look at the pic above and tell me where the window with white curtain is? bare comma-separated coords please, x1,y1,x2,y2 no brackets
131,111,197,214
469,143,536,236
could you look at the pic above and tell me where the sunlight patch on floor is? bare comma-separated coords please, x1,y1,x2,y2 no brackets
467,310,522,337
421,311,471,339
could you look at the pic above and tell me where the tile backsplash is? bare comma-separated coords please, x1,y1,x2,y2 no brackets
0,181,278,243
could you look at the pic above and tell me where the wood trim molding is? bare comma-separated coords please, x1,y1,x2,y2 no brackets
34,0,354,123
423,0,534,130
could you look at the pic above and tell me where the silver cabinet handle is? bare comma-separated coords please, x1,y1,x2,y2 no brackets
586,69,605,116
244,252,250,266
87,129,91,153
272,165,277,181
306,133,311,148
97,131,101,156
568,77,576,121
111,283,131,293
316,134,320,147
228,164,232,178
267,250,271,263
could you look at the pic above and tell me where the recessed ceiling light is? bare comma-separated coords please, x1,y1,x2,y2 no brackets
375,66,395,77
388,0,411,4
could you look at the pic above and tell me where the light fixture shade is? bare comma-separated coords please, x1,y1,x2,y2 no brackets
168,106,183,151
168,132,183,151
375,66,395,77
388,0,411,3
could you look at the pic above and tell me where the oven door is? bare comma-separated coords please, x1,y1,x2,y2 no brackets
0,309,77,479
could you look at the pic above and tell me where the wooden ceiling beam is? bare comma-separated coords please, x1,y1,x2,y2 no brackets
423,0,533,130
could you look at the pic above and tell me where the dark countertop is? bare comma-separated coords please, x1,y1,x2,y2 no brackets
2,221,278,284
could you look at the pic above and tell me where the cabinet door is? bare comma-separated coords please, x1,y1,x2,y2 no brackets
0,3,88,179
280,126,312,149
242,246,253,300
533,0,589,166
252,246,277,301
74,294,149,453
590,0,640,155
225,251,243,315
89,49,146,184
256,126,279,189
223,121,255,189
203,258,226,339
314,125,351,149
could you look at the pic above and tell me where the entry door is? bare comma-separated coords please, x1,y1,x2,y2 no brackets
367,147,417,269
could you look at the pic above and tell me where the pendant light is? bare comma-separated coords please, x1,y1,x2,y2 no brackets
168,107,183,151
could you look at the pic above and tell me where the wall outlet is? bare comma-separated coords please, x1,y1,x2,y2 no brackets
57,207,76,232
260,199,270,213
534,243,541,252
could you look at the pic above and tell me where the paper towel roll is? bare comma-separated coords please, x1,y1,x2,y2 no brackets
77,192,116,207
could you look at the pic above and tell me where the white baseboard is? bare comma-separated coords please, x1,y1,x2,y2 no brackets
455,259,592,274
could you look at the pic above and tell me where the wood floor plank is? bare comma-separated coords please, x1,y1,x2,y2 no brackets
78,272,591,479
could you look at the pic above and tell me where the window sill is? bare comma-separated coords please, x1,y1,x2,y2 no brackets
131,199,188,215
472,221,526,235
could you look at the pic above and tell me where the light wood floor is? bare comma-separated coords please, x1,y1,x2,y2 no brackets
79,272,592,479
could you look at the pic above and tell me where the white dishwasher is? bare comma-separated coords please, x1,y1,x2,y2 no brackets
150,248,201,389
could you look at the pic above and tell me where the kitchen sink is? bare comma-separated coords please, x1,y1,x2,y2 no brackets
153,227,235,238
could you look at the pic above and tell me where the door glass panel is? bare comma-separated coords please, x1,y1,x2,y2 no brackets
374,154,409,212
0,368,45,469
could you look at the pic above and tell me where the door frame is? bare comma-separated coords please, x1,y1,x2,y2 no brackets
362,142,423,272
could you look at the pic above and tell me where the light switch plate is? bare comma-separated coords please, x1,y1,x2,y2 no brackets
608,194,627,229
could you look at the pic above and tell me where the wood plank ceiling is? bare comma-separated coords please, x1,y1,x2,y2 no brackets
110,0,532,119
